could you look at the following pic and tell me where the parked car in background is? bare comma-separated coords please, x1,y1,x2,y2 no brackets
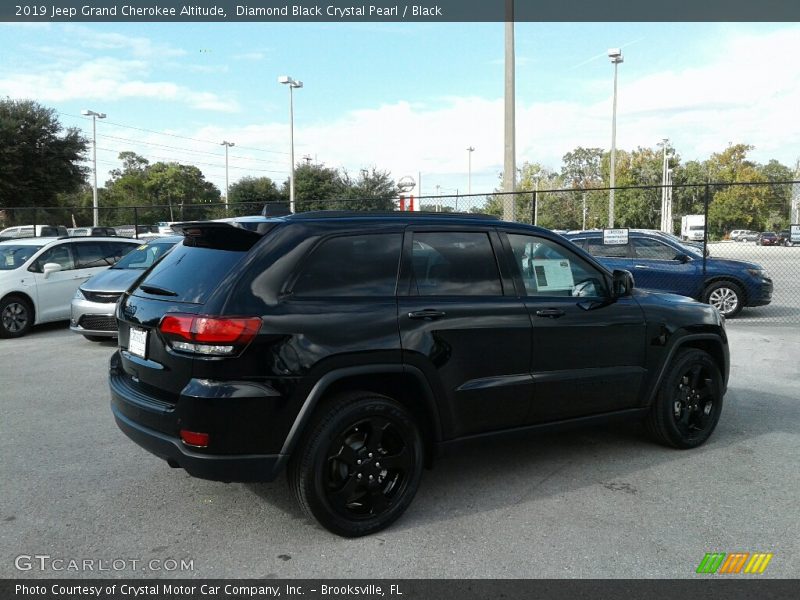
0,236,140,338
156,221,180,235
739,231,760,243
110,213,729,537
71,236,182,341
565,230,772,317
777,230,795,247
212,215,283,234
115,225,160,238
68,226,118,237
730,229,752,242
0,225,68,240
756,232,779,246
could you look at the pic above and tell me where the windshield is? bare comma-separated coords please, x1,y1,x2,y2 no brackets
111,240,179,270
0,244,43,270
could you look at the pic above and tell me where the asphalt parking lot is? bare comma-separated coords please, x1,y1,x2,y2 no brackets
1,318,798,579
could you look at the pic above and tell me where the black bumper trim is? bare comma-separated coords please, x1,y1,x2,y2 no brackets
111,404,283,482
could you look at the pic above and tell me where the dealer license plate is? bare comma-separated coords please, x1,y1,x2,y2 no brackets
128,327,147,358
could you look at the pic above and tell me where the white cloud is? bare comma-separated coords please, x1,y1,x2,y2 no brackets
0,57,239,112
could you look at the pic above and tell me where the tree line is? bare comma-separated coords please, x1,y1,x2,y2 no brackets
1,98,797,237
482,144,798,237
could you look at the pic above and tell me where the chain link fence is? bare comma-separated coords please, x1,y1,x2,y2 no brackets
2,182,798,322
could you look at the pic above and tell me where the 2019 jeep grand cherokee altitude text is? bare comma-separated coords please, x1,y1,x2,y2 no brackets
109,213,729,536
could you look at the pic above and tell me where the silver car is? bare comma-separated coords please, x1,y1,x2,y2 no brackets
70,236,182,341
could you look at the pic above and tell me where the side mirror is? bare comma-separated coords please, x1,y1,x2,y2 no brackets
612,269,634,298
675,253,691,264
42,262,62,279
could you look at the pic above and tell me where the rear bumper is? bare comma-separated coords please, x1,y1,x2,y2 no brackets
111,405,283,482
109,351,286,482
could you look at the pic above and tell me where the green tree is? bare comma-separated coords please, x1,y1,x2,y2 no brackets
705,145,769,236
228,176,284,215
0,99,89,214
145,162,220,221
290,163,397,212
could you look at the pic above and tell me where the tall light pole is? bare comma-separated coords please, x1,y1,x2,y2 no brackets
607,48,623,227
278,75,303,213
81,109,106,226
220,141,235,213
503,0,516,221
659,138,669,232
467,146,475,195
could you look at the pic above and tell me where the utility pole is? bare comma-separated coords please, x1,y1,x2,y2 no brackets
503,0,516,221
81,109,106,226
221,140,235,213
467,146,475,195
607,48,624,228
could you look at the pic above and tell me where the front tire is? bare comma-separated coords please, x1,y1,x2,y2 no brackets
703,280,744,318
0,295,33,338
289,392,424,537
645,349,723,449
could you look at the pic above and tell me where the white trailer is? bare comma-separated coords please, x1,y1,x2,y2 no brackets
681,214,706,241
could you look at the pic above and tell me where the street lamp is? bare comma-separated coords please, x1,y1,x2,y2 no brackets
466,146,475,195
81,109,106,226
607,48,623,228
220,141,235,212
278,75,303,213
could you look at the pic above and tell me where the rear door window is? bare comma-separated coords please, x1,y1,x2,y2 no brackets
586,238,630,258
410,232,502,296
291,233,402,297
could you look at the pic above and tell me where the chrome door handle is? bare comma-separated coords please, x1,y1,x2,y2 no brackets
535,308,565,319
408,309,446,320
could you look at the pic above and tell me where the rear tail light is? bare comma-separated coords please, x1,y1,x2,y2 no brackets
180,430,209,448
159,314,261,356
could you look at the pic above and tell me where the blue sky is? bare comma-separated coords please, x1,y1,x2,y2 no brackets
1,21,799,199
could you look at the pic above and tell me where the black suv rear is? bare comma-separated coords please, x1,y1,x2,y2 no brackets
110,213,729,536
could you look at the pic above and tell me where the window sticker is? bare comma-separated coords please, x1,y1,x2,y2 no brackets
603,228,629,245
530,259,574,291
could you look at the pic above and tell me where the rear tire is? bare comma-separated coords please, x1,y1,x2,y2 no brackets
703,280,744,318
0,295,33,338
645,349,723,449
288,391,424,537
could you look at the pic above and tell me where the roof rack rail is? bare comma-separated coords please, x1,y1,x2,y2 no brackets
286,210,500,220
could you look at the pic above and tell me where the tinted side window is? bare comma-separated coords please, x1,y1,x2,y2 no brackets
74,242,114,268
632,238,679,260
508,234,608,297
411,232,502,296
292,233,401,297
34,245,75,272
586,238,629,258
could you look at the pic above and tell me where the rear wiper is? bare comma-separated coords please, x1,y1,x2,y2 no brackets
140,284,178,297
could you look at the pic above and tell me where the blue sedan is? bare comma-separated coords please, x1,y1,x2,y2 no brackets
564,230,772,318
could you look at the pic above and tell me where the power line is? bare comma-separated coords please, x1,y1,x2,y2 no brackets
95,133,284,165
60,111,291,156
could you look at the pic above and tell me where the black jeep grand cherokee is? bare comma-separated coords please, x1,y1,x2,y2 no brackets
110,212,729,536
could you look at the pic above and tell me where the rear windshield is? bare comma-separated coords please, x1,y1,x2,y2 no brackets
133,243,247,304
112,240,178,270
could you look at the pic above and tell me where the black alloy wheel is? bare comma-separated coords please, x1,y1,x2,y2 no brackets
645,348,723,449
0,295,33,338
289,392,424,537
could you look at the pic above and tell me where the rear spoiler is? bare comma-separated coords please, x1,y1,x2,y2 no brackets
174,222,266,251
